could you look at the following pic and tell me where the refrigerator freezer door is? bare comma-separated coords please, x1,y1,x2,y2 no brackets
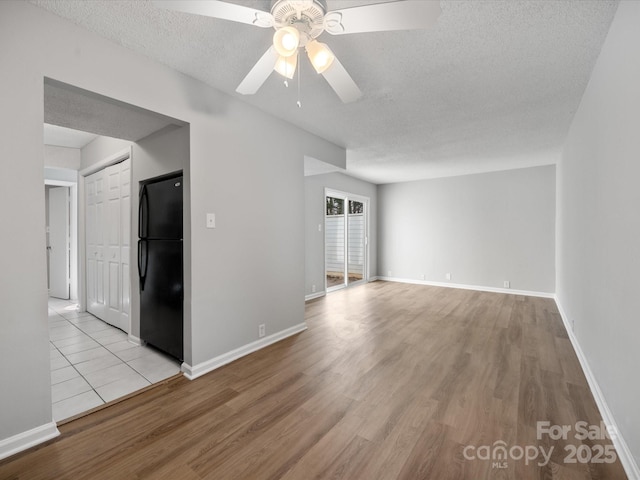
139,239,184,361
139,175,183,240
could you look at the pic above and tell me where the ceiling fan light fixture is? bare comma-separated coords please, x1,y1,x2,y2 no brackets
156,0,442,103
305,40,334,74
273,26,300,57
274,54,298,79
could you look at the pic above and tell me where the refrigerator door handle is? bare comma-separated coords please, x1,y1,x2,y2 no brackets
138,239,148,291
138,184,148,238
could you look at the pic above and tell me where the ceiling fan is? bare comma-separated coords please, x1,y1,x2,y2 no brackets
152,0,441,103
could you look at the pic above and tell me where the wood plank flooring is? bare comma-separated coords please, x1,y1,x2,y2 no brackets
0,281,627,479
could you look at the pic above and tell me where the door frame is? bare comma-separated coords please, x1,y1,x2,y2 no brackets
45,178,78,301
47,185,70,299
78,147,132,316
324,188,370,293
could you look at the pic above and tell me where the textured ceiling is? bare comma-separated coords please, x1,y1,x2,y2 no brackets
31,0,618,184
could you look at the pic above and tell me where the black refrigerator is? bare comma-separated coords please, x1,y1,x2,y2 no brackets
138,172,184,361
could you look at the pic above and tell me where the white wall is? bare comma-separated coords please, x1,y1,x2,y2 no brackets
0,3,53,442
0,0,344,450
44,145,80,170
305,172,378,297
80,136,133,171
43,166,78,183
558,0,640,470
378,165,556,294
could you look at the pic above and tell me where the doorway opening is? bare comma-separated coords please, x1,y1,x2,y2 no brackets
43,78,189,422
46,184,71,300
325,189,369,292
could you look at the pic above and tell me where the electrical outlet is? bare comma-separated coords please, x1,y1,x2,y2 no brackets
318,224,322,232
258,324,265,338
503,280,510,288
312,284,316,293
445,273,451,280
206,213,216,229
420,274,425,280
387,270,392,277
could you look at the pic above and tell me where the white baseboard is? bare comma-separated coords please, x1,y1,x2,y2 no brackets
128,334,143,346
554,296,640,480
0,422,59,461
376,276,555,298
181,323,308,380
305,291,326,302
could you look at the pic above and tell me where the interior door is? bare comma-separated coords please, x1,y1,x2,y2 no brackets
104,159,131,331
105,162,121,328
86,169,106,319
48,186,70,299
119,159,131,331
85,159,131,331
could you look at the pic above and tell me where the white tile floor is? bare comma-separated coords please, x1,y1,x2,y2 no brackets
48,298,181,422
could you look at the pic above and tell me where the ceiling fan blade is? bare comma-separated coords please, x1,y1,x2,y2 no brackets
236,46,279,95
321,57,362,103
152,1,274,28
324,0,441,35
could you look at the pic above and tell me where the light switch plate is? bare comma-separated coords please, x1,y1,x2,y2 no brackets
206,213,215,229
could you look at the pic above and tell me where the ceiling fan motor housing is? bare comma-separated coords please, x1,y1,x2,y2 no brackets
271,0,327,44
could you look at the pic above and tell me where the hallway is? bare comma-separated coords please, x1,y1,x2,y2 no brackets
48,298,180,421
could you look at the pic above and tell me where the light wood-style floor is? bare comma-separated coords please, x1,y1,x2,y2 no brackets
0,282,627,479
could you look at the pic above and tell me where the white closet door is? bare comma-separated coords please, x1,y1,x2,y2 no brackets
104,159,131,331
105,162,123,330
86,169,106,319
119,159,131,331
85,158,131,331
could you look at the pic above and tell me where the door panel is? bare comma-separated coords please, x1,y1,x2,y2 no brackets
96,256,105,303
140,240,183,360
325,221,345,289
105,163,122,329
86,169,106,319
109,262,119,309
142,176,183,239
119,159,131,331
84,158,131,331
48,187,70,299
325,192,368,292
122,263,130,316
347,201,365,285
